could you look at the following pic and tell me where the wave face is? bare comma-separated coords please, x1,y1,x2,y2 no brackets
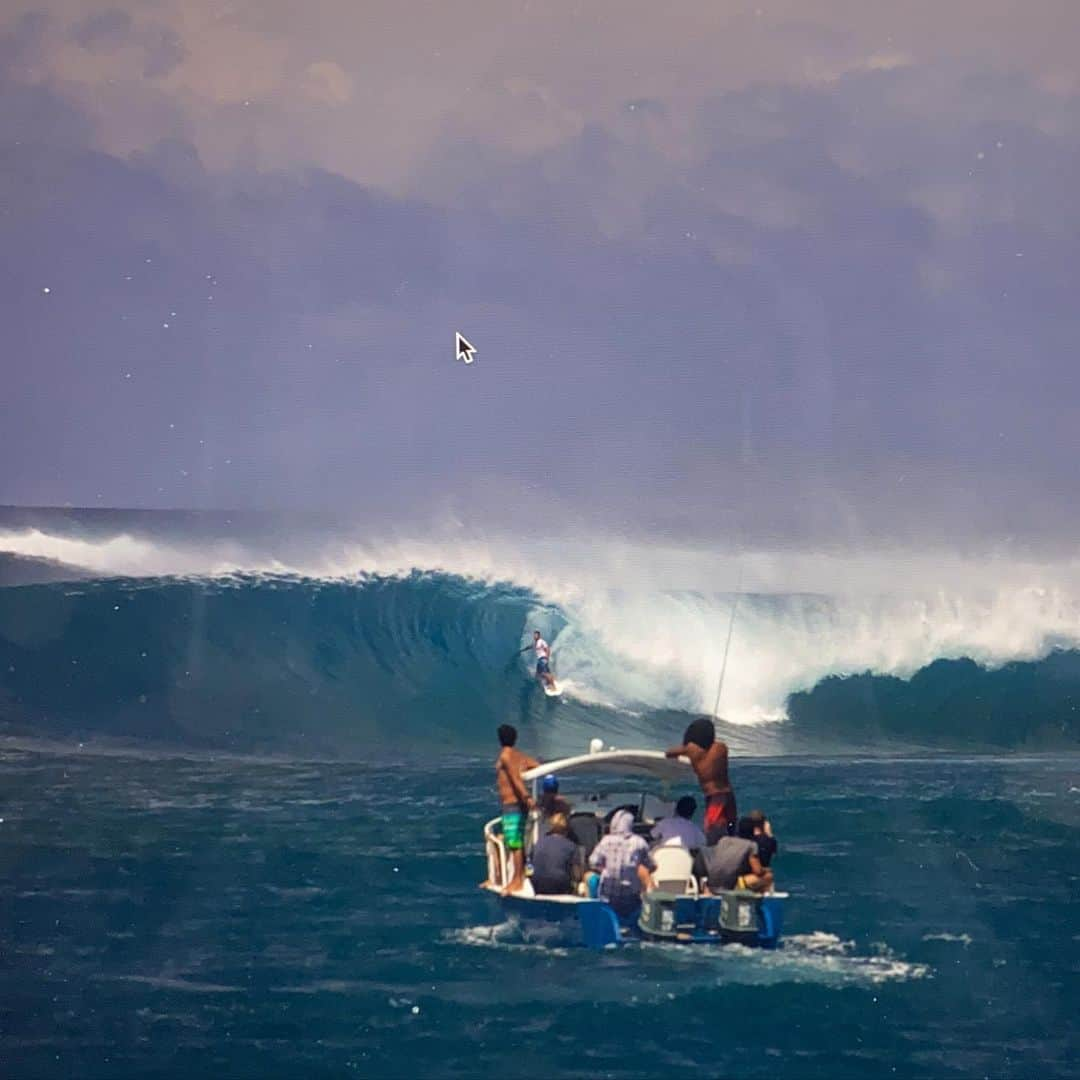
0,569,1076,755
2,513,1080,754
0,572,574,755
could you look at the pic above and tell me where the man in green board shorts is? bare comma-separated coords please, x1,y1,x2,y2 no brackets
480,724,538,895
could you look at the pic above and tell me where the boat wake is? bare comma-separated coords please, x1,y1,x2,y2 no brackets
446,925,930,990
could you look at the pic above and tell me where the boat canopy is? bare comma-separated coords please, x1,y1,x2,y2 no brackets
522,749,693,786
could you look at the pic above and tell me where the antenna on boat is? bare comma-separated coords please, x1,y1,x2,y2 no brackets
711,566,743,720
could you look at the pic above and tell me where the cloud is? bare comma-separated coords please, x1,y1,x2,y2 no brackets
862,51,913,72
301,60,353,106
142,26,185,79
3,2,1077,190
72,9,132,50
1,3,1079,545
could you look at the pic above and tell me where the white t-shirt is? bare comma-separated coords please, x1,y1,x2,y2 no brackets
650,815,707,850
534,638,550,659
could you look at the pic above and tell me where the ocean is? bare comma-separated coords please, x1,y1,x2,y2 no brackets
1,508,1078,1078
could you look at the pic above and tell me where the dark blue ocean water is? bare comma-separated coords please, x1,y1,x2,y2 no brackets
2,745,1077,1078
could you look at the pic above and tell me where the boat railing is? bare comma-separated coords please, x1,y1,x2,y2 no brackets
483,817,511,889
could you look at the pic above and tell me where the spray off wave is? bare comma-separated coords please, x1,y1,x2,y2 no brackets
2,522,1080,753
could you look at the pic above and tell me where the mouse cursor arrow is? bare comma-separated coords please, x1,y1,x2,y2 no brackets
455,331,476,365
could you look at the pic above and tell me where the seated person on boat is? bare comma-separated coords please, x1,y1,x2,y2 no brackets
693,816,774,894
537,775,572,825
649,795,706,851
587,809,657,916
743,808,777,867
530,812,584,895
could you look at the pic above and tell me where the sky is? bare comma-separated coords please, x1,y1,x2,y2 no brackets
1,1,1078,548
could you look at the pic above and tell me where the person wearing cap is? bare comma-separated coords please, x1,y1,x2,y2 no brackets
538,774,572,822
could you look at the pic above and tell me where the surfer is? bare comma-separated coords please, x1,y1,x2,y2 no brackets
519,629,557,691
665,717,737,842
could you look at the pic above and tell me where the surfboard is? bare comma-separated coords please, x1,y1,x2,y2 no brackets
543,680,561,698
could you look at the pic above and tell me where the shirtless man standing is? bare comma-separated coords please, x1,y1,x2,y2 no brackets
483,724,539,895
665,717,737,843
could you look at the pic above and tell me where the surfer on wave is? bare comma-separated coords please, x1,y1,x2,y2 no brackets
519,629,558,692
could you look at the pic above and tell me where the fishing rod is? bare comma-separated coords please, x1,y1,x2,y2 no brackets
711,568,743,719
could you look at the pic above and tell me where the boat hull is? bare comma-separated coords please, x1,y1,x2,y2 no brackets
496,892,624,948
638,889,784,948
489,888,784,949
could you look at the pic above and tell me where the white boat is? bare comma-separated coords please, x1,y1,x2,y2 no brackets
481,743,787,949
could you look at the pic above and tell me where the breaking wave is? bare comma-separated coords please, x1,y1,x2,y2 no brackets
1,518,1079,754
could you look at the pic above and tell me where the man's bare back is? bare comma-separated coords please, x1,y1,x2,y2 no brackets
666,717,737,840
484,724,540,896
496,745,539,807
665,716,731,791
682,741,731,798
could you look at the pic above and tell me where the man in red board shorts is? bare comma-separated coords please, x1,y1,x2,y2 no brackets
665,717,737,843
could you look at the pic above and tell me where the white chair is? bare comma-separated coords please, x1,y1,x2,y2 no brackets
651,845,698,895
